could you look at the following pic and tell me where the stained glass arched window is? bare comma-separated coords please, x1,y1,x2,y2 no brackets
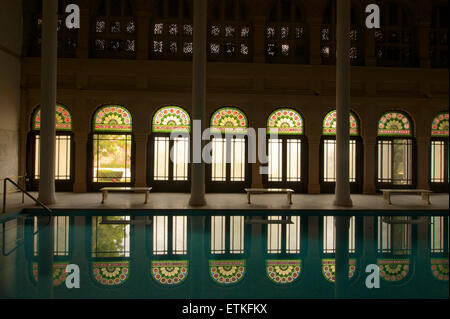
264,108,307,192
210,107,248,134
93,105,132,132
152,106,191,133
321,110,361,192
430,111,449,188
431,112,449,137
377,111,412,137
377,111,414,187
32,104,73,131
150,106,190,188
322,110,359,136
28,104,73,189
209,107,250,191
92,105,133,184
267,108,304,135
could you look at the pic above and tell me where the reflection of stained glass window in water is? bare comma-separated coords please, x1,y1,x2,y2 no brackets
92,216,130,258
323,216,356,254
377,217,411,255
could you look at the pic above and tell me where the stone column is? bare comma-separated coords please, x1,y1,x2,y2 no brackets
334,0,352,299
38,0,58,205
333,0,352,207
189,0,207,206
37,216,54,298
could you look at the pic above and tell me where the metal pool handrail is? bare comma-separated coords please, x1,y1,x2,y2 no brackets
2,177,53,216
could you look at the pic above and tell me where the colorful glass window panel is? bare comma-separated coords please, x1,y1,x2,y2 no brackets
267,108,304,135
210,107,248,134
377,111,412,137
152,106,191,133
93,105,132,132
32,104,72,131
323,110,359,136
431,112,449,137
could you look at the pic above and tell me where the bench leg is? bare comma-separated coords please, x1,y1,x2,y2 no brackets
288,192,292,205
101,191,107,204
383,192,391,205
422,192,431,205
247,192,251,204
145,191,149,204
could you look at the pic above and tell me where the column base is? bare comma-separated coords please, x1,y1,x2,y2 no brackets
188,196,207,207
333,197,353,207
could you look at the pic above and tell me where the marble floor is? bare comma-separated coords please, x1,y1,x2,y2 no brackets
1,191,448,215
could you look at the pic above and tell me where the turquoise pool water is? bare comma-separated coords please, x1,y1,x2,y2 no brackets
0,209,448,299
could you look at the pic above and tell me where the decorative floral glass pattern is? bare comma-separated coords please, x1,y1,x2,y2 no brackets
92,261,130,286
31,262,70,287
377,259,410,282
431,259,449,281
152,106,191,133
322,259,357,283
266,260,302,285
33,104,72,131
209,260,246,285
267,108,304,135
322,110,359,136
93,105,132,132
210,107,248,134
431,112,449,137
151,260,189,286
378,112,412,137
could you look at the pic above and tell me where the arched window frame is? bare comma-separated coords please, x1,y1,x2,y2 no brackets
91,0,137,59
150,0,194,60
376,111,416,189
88,104,135,191
319,110,363,193
430,111,449,192
263,108,308,192
265,0,308,64
206,106,251,192
148,106,191,191
27,104,75,192
320,0,364,66
207,0,252,62
374,1,419,67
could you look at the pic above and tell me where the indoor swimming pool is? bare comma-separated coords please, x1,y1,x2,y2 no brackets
0,209,448,299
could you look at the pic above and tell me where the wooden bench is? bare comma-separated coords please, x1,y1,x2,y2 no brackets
380,189,433,205
245,188,294,205
100,187,152,204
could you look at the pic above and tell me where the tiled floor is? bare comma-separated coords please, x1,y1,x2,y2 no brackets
2,191,448,214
